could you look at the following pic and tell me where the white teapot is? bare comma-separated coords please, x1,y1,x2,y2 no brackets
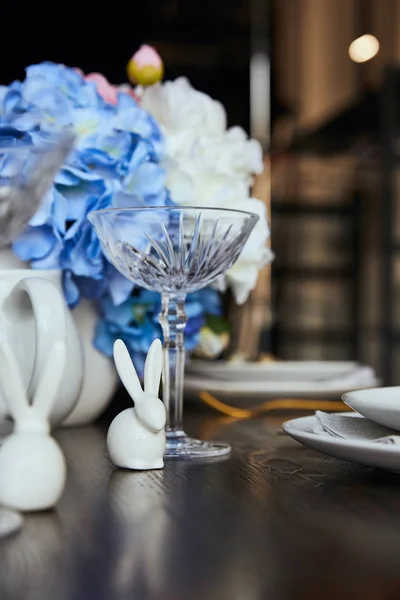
0,250,83,426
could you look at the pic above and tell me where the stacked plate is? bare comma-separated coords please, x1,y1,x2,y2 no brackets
185,360,379,405
284,387,400,472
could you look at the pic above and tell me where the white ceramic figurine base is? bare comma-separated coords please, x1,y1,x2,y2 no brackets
0,338,67,512
107,339,166,471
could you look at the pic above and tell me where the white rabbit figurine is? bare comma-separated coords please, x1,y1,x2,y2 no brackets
107,338,166,470
0,337,67,512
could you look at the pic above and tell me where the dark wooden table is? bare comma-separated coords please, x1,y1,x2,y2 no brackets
2,407,400,600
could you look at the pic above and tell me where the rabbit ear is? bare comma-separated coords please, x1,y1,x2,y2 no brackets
32,340,66,419
113,339,143,402
0,336,30,422
144,339,163,397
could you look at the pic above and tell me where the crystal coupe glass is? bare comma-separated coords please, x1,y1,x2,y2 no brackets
89,206,259,459
0,127,75,247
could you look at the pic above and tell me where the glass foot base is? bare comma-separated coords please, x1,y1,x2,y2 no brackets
165,431,231,460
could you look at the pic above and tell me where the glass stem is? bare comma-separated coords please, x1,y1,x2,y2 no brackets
159,293,187,438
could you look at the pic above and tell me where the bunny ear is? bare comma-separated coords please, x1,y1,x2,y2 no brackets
144,339,163,396
32,340,66,419
0,336,30,422
113,339,143,402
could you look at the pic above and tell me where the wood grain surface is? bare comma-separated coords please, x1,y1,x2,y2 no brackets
1,406,400,600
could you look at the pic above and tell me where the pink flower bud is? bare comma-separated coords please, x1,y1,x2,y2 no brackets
131,45,163,70
127,45,164,86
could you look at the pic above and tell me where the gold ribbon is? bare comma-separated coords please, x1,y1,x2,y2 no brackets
199,391,351,419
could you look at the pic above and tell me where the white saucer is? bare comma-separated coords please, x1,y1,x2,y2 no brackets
342,387,400,432
0,508,23,538
187,360,358,382
184,370,379,404
283,413,400,473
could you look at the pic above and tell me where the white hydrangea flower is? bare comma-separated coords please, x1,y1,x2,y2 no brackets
142,77,272,305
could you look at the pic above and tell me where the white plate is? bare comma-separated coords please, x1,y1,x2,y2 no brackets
283,413,400,473
0,508,23,538
187,360,358,382
342,386,400,432
185,371,380,404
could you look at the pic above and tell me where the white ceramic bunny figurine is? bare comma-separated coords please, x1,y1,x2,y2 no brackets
0,337,67,511
107,338,166,470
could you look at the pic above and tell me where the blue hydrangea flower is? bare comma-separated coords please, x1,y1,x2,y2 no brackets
0,62,168,306
94,287,222,376
0,62,223,369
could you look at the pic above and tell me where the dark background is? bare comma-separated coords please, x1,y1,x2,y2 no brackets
1,0,271,132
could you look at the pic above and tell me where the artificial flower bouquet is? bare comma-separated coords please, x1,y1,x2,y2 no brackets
0,46,272,373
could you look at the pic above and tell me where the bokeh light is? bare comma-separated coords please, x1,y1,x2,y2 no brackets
349,34,380,63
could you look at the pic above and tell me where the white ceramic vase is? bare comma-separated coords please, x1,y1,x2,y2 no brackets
0,249,118,427
63,299,119,426
0,249,83,426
